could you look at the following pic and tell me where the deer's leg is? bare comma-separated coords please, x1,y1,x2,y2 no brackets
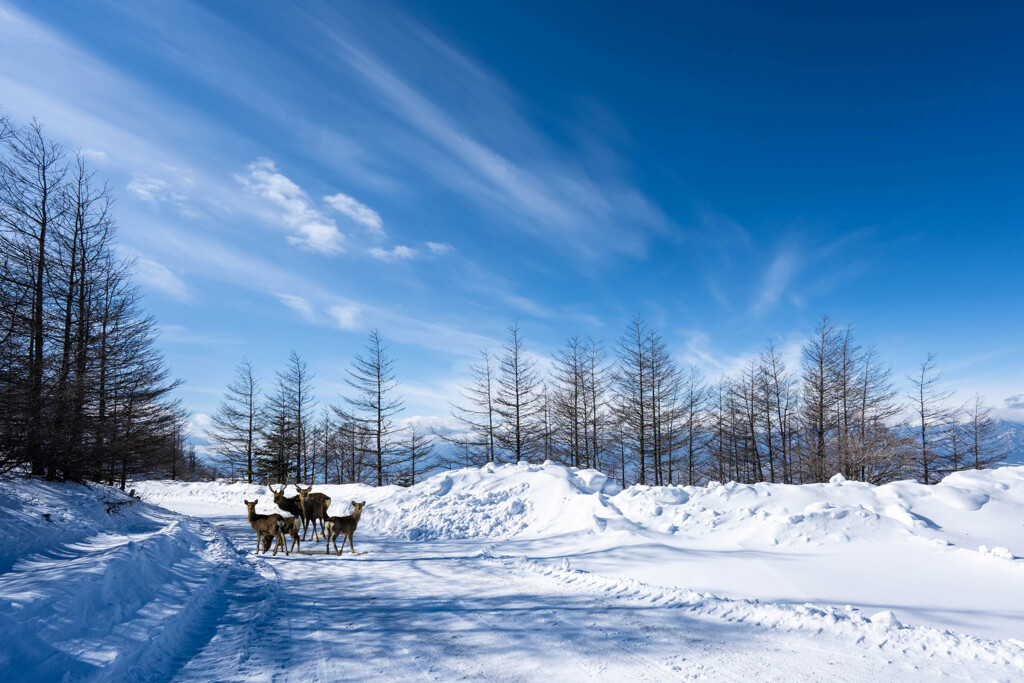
348,533,356,555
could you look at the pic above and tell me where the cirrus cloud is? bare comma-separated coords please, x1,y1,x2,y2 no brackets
237,158,346,255
325,191,384,235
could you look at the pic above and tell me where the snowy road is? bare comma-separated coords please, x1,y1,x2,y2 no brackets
161,502,1019,682
6,468,1024,681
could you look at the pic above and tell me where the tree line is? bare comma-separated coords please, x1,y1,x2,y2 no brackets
0,116,191,486
211,316,1007,489
210,332,432,487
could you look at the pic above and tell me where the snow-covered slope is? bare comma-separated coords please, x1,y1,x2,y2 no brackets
0,479,276,680
138,461,1024,556
135,462,1024,641
5,464,1024,680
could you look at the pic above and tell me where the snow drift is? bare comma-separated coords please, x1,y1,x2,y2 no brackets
135,461,1024,644
6,462,1024,680
137,460,1024,557
0,479,275,680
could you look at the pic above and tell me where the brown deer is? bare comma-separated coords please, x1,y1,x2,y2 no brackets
295,484,331,542
263,516,302,554
324,500,366,556
244,499,288,556
269,484,309,538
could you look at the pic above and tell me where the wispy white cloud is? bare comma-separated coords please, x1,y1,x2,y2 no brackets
130,255,191,302
426,241,453,255
127,175,172,203
237,158,346,255
1004,394,1024,410
79,146,108,162
276,293,315,320
327,303,362,330
678,330,803,381
752,248,801,315
312,8,669,260
325,192,384,235
369,245,417,262
156,324,239,346
125,165,200,219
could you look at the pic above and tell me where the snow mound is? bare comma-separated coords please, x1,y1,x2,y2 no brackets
612,466,1024,554
369,461,622,541
0,478,273,680
135,464,1024,559
135,462,623,542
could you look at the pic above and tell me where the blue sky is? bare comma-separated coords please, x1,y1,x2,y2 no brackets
2,0,1022,433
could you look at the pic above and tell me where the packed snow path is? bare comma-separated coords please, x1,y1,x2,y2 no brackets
158,501,1020,682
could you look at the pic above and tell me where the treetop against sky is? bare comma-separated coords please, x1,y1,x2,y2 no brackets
2,0,1021,429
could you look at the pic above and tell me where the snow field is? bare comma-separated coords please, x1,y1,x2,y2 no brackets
134,463,1024,641
137,462,1024,643
4,462,1024,680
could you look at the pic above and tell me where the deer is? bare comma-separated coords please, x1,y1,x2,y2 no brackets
269,484,309,539
324,500,366,556
244,499,288,556
263,516,302,554
295,484,331,542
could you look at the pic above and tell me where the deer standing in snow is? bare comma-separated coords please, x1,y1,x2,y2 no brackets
263,516,302,554
269,484,309,538
245,499,288,556
324,501,366,556
295,484,331,542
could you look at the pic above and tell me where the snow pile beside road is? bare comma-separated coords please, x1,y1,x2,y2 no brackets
135,462,1024,558
366,462,623,541
136,462,624,542
0,478,272,681
613,466,1024,556
0,478,141,572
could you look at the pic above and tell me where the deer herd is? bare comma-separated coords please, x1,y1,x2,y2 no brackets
244,483,366,558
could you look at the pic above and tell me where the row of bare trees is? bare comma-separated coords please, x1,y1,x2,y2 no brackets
209,312,1006,488
0,116,188,485
209,332,432,486
443,315,1006,487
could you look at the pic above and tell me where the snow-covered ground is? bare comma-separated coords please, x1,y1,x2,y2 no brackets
3,463,1024,681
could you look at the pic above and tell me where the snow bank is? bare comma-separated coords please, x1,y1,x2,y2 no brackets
0,478,273,680
131,463,1024,642
135,462,623,542
614,466,1024,556
136,463,1024,559
366,462,622,541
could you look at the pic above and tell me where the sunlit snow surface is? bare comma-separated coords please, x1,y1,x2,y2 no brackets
3,463,1023,681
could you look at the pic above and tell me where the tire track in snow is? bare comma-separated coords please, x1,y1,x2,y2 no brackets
490,552,1024,680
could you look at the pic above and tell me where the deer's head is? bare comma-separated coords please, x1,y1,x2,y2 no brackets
269,484,287,504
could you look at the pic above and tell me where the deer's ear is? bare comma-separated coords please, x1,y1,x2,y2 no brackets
351,500,358,506
361,501,366,506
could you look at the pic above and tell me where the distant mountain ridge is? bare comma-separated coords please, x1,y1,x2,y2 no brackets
996,419,1024,467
